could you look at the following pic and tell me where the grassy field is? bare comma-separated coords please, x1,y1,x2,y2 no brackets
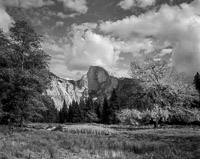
0,124,200,159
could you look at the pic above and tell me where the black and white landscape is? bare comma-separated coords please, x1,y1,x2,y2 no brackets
1,0,200,158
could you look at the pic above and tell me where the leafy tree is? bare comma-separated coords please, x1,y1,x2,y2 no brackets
117,109,142,125
130,57,195,127
0,21,51,126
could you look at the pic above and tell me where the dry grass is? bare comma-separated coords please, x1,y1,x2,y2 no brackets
0,124,200,159
61,124,118,135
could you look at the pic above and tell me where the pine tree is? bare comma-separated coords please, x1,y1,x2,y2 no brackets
62,100,68,122
82,97,98,123
193,72,200,107
72,101,82,123
78,99,86,122
94,102,102,123
109,89,120,124
59,100,68,123
40,95,58,123
67,101,74,122
102,96,109,124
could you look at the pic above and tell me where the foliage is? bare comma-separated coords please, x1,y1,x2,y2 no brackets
193,72,200,93
59,100,68,123
101,96,109,124
193,72,200,107
35,95,59,123
141,104,170,126
117,109,142,125
108,89,120,124
64,98,99,123
0,21,51,126
130,57,197,126
168,107,200,124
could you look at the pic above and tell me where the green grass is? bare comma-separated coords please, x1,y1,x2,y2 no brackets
0,124,200,159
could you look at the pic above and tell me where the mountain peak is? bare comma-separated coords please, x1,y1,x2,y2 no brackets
47,65,138,109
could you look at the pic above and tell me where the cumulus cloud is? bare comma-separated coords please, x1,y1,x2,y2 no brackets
58,0,88,14
55,21,64,27
114,38,155,55
57,12,77,18
65,29,117,71
56,23,155,78
100,0,200,75
118,0,155,10
0,0,55,8
42,30,119,79
42,38,69,78
0,5,13,32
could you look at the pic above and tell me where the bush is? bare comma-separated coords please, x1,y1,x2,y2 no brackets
168,107,200,125
117,109,142,125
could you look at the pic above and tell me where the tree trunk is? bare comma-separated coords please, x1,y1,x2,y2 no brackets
20,116,24,128
199,94,200,108
154,118,159,129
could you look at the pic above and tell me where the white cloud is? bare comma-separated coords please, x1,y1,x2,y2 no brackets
42,33,116,79
0,0,55,8
55,21,64,27
42,38,69,78
0,5,13,32
62,23,157,78
65,29,117,71
100,0,200,75
113,38,155,55
57,12,77,19
118,0,155,10
58,0,88,14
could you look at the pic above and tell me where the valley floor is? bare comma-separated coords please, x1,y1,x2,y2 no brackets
0,124,200,159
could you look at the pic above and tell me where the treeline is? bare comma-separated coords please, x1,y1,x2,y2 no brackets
58,89,120,124
36,89,121,125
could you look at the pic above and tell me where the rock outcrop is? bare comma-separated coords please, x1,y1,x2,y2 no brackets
47,66,142,110
46,74,88,110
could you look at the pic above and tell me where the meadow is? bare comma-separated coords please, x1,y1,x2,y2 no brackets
0,124,200,159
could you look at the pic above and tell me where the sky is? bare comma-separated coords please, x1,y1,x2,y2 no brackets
0,0,200,79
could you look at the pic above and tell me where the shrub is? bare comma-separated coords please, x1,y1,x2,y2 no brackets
117,109,142,125
168,107,200,125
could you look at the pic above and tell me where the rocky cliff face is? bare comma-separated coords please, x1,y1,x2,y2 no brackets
46,74,88,110
47,66,142,110
87,66,118,97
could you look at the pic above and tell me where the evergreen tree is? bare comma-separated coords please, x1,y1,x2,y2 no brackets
67,100,82,123
40,95,58,123
94,102,102,123
82,97,98,123
67,101,74,122
193,72,200,107
102,96,109,124
72,101,82,123
78,99,86,122
108,89,120,124
59,100,68,123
